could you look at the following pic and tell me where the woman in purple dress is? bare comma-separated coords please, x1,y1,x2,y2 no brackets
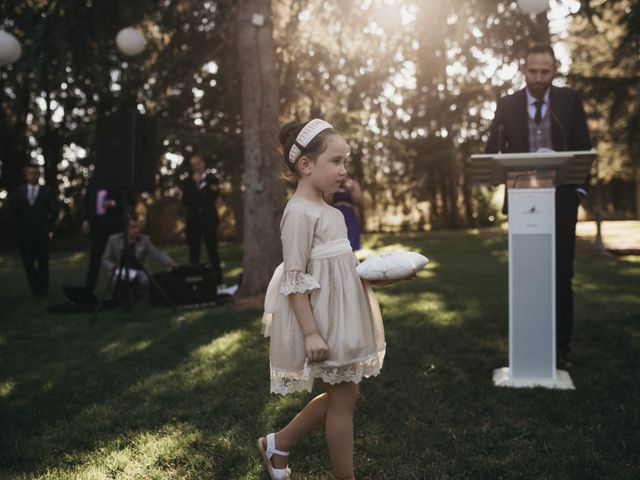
328,177,363,250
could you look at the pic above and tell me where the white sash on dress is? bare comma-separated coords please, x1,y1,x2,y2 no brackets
261,239,352,337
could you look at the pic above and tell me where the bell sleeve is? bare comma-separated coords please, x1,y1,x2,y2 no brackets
279,209,321,296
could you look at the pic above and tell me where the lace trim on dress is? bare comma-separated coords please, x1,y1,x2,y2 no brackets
279,270,321,296
270,349,385,395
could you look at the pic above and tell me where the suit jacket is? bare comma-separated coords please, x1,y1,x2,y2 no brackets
83,181,125,231
103,233,174,273
181,173,220,223
486,85,592,191
12,184,59,234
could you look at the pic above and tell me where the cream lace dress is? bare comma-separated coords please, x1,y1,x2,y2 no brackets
262,195,386,395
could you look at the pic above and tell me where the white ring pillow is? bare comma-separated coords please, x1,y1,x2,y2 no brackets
356,251,429,281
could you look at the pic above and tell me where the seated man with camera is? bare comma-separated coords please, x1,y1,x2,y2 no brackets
103,217,175,290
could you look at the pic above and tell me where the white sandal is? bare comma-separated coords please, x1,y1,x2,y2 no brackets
257,433,291,480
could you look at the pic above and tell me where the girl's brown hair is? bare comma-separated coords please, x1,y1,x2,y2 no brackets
278,120,340,181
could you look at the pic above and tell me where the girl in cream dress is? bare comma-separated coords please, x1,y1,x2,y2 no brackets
257,119,386,480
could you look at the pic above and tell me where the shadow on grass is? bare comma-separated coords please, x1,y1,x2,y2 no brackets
350,229,639,479
1,231,638,479
0,300,271,475
0,244,281,478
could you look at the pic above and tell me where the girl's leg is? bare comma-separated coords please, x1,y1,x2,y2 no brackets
264,392,329,469
264,384,361,471
324,381,359,480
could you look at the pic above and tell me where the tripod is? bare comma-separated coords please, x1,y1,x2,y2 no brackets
91,194,176,321
90,110,175,320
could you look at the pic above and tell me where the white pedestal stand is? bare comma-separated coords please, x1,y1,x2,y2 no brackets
493,187,574,390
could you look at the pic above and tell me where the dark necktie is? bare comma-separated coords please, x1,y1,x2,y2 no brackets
534,100,544,126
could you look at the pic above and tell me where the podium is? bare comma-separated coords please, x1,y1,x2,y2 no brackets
469,150,597,389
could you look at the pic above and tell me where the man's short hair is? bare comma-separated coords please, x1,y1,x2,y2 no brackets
25,163,40,170
128,216,146,230
524,43,557,63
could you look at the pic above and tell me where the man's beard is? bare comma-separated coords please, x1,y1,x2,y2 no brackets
528,82,550,97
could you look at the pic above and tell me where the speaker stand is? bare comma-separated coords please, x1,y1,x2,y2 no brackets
90,191,176,321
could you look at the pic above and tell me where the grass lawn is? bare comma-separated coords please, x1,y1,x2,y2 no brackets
0,229,638,479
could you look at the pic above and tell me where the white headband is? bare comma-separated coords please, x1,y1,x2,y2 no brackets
288,118,334,163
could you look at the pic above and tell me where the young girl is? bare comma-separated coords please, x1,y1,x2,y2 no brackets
258,119,387,480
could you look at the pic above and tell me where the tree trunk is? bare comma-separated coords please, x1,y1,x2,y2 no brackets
461,171,476,228
531,12,551,44
439,163,450,228
1,80,30,193
635,167,640,220
229,172,245,240
351,150,366,233
447,154,459,229
236,0,285,296
426,166,439,228
368,185,378,232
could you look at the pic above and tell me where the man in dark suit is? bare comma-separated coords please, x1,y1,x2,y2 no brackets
82,179,124,292
181,153,224,288
12,164,59,297
486,43,592,367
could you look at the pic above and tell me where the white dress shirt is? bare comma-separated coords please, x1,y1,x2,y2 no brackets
27,184,40,206
526,88,550,121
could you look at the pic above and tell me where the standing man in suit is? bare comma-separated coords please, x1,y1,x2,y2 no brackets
82,179,124,292
486,43,592,367
12,164,59,297
181,153,224,288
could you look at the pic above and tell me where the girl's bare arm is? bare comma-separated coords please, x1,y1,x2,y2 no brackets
289,293,328,362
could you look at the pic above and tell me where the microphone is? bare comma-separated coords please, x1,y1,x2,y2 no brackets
498,124,505,153
548,106,568,152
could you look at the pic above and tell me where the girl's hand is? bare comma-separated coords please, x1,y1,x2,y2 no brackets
304,332,329,363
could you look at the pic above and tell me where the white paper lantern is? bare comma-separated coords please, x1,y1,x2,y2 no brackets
517,0,549,15
115,27,146,56
0,30,22,65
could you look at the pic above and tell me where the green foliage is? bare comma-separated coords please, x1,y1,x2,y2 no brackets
1,1,637,235
0,0,242,207
568,1,640,174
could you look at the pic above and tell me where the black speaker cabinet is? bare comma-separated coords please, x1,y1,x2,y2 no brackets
150,266,218,307
94,111,157,192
